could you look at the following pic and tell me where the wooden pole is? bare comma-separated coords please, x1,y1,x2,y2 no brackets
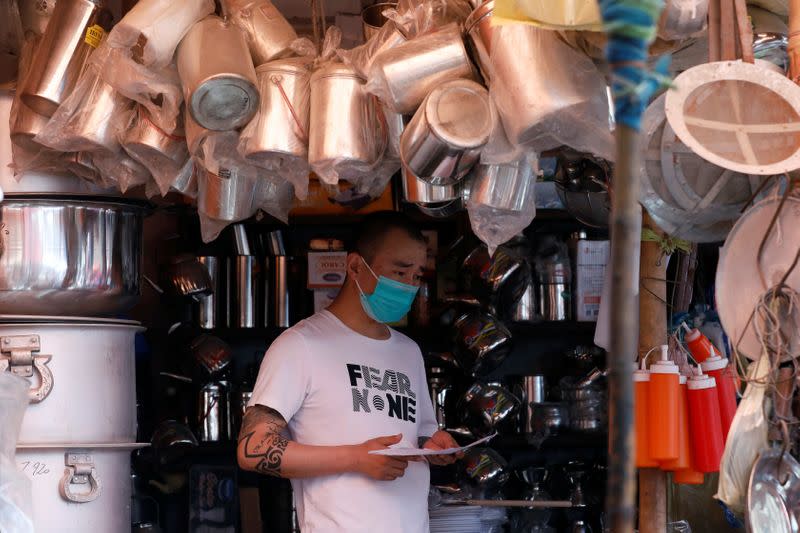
790,0,800,82
637,213,669,532
605,125,642,532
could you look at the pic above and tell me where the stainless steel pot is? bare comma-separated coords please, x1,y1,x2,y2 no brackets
122,106,188,168
371,23,475,114
453,311,513,377
198,169,255,222
460,381,521,436
462,447,509,491
361,2,397,40
400,78,492,186
463,245,530,317
177,16,259,131
198,382,231,442
222,0,297,65
10,102,50,153
0,198,145,316
464,0,494,80
242,58,311,165
402,163,466,217
309,63,382,181
17,443,145,532
21,0,100,116
468,158,535,212
0,317,142,443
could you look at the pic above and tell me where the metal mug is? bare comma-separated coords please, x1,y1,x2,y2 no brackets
177,16,259,131
123,106,188,167
235,255,257,328
273,255,291,328
198,169,255,222
222,0,297,65
524,375,547,404
197,256,221,329
308,63,382,180
242,58,311,165
400,78,492,186
463,245,530,316
460,381,521,436
370,23,475,114
21,0,100,116
537,261,572,321
468,158,535,212
464,0,495,80
198,382,231,442
361,2,397,41
452,311,513,377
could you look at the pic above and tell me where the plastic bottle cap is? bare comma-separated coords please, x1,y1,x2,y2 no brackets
682,322,700,341
649,345,679,374
688,367,716,390
701,355,729,372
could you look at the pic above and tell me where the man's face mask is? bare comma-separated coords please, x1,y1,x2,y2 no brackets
354,257,419,324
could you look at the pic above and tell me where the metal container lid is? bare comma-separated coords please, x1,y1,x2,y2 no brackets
310,63,364,83
0,315,144,330
189,74,259,131
255,57,313,76
425,79,493,149
465,0,494,34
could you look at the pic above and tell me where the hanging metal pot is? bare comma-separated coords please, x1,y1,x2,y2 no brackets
361,2,397,40
122,106,188,167
452,311,513,377
222,0,297,65
468,158,535,212
459,381,522,436
464,0,494,80
197,169,255,222
463,245,531,317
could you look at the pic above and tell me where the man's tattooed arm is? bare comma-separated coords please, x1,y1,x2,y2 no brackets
237,405,290,477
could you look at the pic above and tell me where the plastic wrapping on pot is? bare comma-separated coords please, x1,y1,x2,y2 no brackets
489,24,613,161
93,148,153,192
254,174,295,223
366,23,476,114
8,34,52,165
107,0,214,68
0,373,34,533
89,42,184,133
394,0,472,38
34,62,134,154
468,155,537,255
222,0,297,65
338,19,408,80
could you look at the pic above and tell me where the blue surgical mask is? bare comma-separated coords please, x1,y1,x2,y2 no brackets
355,258,419,323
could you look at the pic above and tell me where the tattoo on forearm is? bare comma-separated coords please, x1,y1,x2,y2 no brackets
238,405,290,476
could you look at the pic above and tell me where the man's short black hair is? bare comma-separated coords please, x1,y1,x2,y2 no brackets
354,211,426,263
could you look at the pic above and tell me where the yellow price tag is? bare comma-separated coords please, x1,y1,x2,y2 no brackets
84,24,105,48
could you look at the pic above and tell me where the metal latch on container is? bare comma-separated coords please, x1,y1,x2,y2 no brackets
0,335,54,403
59,452,101,503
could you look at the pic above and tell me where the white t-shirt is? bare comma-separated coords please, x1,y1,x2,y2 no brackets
248,309,439,533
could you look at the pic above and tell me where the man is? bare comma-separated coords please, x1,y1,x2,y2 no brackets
237,211,461,532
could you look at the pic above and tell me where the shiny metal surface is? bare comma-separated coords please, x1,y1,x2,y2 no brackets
460,381,521,436
531,402,568,434
20,0,57,36
469,159,535,212
123,106,188,167
524,375,547,405
374,24,476,114
223,0,297,65
11,101,50,153
400,79,492,185
236,256,257,328
453,311,513,377
511,282,537,323
67,66,134,153
190,334,232,376
163,254,212,297
463,245,530,316
464,0,494,80
243,59,311,164
309,63,381,178
538,281,571,321
462,447,509,490
177,16,259,131
402,164,460,204
0,198,144,316
198,169,254,222
198,382,230,442
273,255,290,327
21,0,99,116
361,2,397,40
754,32,789,73
747,448,800,533
197,256,220,329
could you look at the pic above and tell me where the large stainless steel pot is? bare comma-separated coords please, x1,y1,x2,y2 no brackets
177,16,259,131
0,317,142,443
400,78,492,186
20,0,100,117
16,443,145,532
222,0,297,65
0,198,145,316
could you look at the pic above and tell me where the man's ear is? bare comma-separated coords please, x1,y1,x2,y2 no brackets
346,252,362,277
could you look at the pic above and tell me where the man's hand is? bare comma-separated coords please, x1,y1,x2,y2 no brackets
350,434,411,481
420,430,462,466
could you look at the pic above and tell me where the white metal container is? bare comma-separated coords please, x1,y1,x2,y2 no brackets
0,317,143,444
16,443,145,533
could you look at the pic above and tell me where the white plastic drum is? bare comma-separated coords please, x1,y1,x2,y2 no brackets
16,443,146,533
0,317,143,444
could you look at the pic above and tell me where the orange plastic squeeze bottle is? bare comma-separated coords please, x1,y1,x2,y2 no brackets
648,345,680,461
687,365,724,473
700,347,738,442
634,361,658,468
673,466,704,485
662,375,690,472
682,322,720,364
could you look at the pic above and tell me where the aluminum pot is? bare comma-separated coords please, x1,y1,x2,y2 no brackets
460,381,521,436
16,443,145,533
400,78,492,185
122,106,188,167
242,58,311,164
0,198,145,316
453,311,513,377
0,317,142,443
10,101,50,153
177,16,259,131
463,245,530,317
222,0,297,65
468,158,535,212
21,0,100,117
362,2,397,40
465,0,494,80
309,63,382,179
198,169,255,222
372,23,476,114
402,164,465,217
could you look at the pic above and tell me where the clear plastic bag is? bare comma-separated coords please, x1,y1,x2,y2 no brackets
253,174,295,224
489,24,614,161
716,355,770,513
107,0,214,68
0,372,34,533
88,42,184,133
394,0,472,38
93,148,153,193
337,19,407,80
34,62,134,155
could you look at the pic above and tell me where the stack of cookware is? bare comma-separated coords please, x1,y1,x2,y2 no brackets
1,2,147,530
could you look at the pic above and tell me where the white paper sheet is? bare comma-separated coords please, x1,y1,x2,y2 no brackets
368,433,497,456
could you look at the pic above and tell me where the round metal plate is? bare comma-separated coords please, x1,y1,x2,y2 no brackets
747,448,800,533
665,61,800,176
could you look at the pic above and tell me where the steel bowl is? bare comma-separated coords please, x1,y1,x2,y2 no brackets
0,197,146,316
